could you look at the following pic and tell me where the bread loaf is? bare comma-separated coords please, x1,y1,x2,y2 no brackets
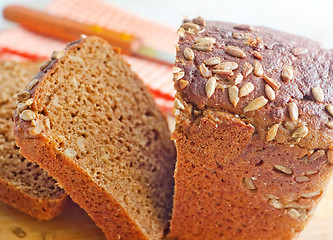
169,18,333,239
0,61,67,220
14,36,176,239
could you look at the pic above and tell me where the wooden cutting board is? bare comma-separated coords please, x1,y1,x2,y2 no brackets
0,181,331,239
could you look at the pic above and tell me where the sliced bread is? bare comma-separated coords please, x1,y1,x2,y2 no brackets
0,61,67,220
14,37,176,239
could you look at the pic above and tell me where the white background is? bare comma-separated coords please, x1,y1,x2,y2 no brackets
0,0,333,48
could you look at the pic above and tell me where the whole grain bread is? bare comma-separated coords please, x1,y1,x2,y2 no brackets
169,18,333,239
14,36,176,240
0,61,67,220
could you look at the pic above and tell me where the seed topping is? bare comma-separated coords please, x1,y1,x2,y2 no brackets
273,164,293,175
192,43,213,51
265,84,275,101
212,69,234,77
253,51,263,60
17,91,31,102
328,149,333,164
262,75,281,90
312,87,324,102
253,60,263,77
267,124,279,141
179,80,189,90
224,45,246,58
205,77,217,98
281,66,293,82
204,57,221,66
243,177,257,190
27,78,39,91
243,96,268,112
40,59,52,71
174,98,185,110
199,63,212,78
181,22,200,31
233,73,243,85
292,126,308,138
239,82,254,97
215,61,238,71
173,71,184,81
11,227,26,238
195,37,216,44
20,110,36,121
242,62,253,78
302,190,321,198
228,86,239,107
295,176,310,183
172,67,182,73
233,32,252,40
268,199,283,209
183,47,194,60
326,104,333,116
326,121,333,129
288,102,298,122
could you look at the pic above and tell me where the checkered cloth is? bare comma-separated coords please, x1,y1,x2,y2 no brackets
0,0,178,111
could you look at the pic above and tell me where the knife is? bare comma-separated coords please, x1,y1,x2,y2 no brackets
3,5,175,66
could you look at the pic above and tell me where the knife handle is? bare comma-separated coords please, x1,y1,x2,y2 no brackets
3,5,142,55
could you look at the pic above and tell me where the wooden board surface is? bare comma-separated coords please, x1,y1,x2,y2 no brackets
0,179,331,239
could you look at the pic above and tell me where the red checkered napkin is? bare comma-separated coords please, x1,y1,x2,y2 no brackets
0,0,178,111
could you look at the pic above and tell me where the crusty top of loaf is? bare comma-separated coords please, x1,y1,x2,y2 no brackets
174,18,333,150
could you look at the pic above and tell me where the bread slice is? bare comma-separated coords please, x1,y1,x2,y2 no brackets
169,18,333,239
0,61,67,220
14,36,176,239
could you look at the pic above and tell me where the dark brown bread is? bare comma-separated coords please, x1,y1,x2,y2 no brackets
0,61,67,220
14,36,176,240
169,18,333,239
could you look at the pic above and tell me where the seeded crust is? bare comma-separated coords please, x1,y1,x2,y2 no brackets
169,19,333,239
0,61,67,220
14,36,176,240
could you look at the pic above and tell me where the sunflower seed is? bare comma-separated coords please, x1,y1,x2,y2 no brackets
216,83,232,89
253,50,263,60
292,126,308,138
312,87,324,102
233,73,243,85
174,98,185,110
29,124,42,136
233,32,252,40
17,91,31,102
268,199,283,209
243,96,268,112
205,77,217,98
212,69,234,77
253,60,263,76
225,45,246,58
326,121,333,129
175,44,180,52
172,67,182,73
281,66,293,82
234,24,256,31
287,208,301,218
304,170,318,176
215,61,238,71
40,59,52,71
199,63,212,78
27,78,39,91
265,84,275,101
192,43,213,51
243,177,257,190
309,150,325,162
273,164,293,175
17,102,28,112
204,57,220,66
328,149,333,164
267,124,279,141
20,110,36,121
295,176,310,183
181,22,200,30
239,82,254,97
302,190,322,198
288,102,298,122
326,104,333,116
292,48,308,56
242,62,253,78
173,71,184,81
183,47,194,60
265,194,279,200
263,75,281,90
179,80,189,90
64,148,77,158
51,50,65,60
177,27,185,38
229,86,239,107
11,227,26,238
192,16,205,26
285,202,303,209
195,37,216,44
